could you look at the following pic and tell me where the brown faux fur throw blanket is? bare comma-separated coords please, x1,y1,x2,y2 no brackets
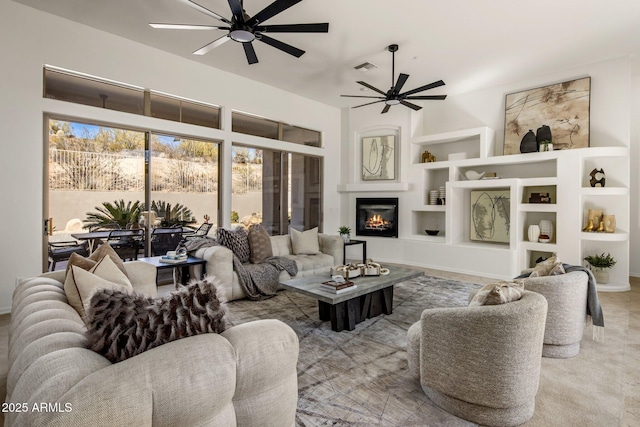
85,276,228,363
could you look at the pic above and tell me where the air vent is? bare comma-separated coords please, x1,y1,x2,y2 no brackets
354,62,378,72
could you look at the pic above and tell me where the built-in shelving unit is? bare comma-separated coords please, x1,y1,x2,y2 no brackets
408,128,630,291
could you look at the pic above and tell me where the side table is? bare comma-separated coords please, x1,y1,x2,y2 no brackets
343,239,367,264
138,256,207,288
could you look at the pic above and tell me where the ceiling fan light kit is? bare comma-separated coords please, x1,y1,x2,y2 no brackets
150,0,329,64
341,44,447,114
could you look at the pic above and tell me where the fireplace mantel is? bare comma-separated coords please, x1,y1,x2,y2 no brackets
337,183,409,192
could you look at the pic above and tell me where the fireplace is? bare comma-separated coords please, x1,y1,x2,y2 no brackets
356,198,398,238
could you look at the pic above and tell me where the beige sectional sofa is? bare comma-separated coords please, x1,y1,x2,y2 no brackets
193,233,343,301
6,261,299,427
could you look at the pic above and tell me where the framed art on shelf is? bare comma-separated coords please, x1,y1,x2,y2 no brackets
503,76,591,155
470,189,510,243
362,135,395,180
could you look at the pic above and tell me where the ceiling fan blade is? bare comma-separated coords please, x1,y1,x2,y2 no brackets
352,100,386,109
400,80,445,97
400,100,422,111
258,34,304,57
257,23,329,33
193,35,230,55
227,0,245,24
243,42,259,64
149,23,227,30
381,104,391,114
247,0,303,26
178,0,232,25
393,73,409,94
340,95,386,99
356,81,387,96
405,95,448,100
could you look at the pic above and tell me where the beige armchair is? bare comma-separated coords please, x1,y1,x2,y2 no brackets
521,270,589,358
407,291,548,427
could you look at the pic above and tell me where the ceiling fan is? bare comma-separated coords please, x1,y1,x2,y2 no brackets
341,44,447,114
150,0,329,65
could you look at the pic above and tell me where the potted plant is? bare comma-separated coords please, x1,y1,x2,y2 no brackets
584,252,617,284
338,226,351,243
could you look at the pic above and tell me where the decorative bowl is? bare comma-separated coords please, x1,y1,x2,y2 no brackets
425,229,440,236
464,170,486,180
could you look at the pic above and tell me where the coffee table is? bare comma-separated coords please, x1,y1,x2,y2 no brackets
279,266,423,332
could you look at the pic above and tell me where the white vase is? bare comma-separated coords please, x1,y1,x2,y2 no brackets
341,234,350,243
539,219,554,240
527,225,541,242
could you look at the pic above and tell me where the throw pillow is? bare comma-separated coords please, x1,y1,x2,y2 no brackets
469,281,524,306
247,224,273,264
90,243,129,276
216,227,251,264
64,255,133,317
290,227,320,255
529,254,565,277
85,276,229,363
65,243,128,277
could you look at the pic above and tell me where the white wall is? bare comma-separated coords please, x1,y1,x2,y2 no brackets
341,56,636,279
0,0,341,313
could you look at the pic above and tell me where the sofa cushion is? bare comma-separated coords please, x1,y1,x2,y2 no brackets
64,255,133,317
248,224,273,264
85,276,229,363
290,227,320,255
217,227,251,264
469,281,524,306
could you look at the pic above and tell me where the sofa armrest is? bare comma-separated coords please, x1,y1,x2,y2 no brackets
195,245,234,297
221,319,299,427
318,233,343,265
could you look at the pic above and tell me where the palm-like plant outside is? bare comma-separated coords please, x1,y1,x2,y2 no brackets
83,200,141,231
143,200,195,228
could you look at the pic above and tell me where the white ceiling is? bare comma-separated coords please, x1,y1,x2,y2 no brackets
11,0,640,108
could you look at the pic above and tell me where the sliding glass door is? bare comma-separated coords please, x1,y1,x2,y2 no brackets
46,118,219,270
231,145,322,235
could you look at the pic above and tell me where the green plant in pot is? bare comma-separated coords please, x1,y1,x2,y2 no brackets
584,252,616,284
539,140,553,152
338,226,351,243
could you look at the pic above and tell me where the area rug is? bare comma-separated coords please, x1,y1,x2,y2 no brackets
225,274,628,427
226,275,481,426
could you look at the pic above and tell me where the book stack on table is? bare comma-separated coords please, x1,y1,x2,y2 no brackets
319,279,357,294
159,254,188,264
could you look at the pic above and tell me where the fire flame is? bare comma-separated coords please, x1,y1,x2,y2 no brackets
365,214,390,229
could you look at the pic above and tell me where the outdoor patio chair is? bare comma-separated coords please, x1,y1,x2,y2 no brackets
47,240,89,271
150,227,184,256
107,228,144,261
183,223,213,240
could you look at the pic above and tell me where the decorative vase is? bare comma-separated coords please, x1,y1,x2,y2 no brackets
587,209,603,229
539,219,554,240
527,225,541,242
591,267,609,284
539,142,553,152
341,234,350,243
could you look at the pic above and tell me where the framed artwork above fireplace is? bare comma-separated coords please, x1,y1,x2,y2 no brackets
362,135,395,180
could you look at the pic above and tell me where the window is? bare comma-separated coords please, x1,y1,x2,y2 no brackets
44,67,221,130
150,93,220,129
47,119,220,263
231,145,322,235
232,111,321,147
44,68,144,114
